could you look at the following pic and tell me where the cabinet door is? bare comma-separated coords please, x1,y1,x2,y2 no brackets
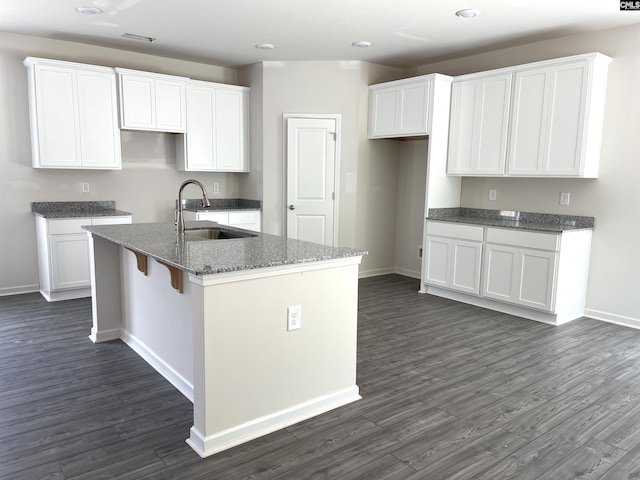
119,74,156,130
215,88,248,171
508,61,588,176
184,85,216,170
397,80,430,135
516,249,557,311
369,87,398,138
448,74,511,175
155,79,186,132
482,244,518,302
196,212,230,224
424,236,451,287
49,234,91,290
77,70,121,169
451,240,482,294
32,64,81,167
542,62,589,175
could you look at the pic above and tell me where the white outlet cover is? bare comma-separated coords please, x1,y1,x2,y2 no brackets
287,305,301,331
489,189,497,201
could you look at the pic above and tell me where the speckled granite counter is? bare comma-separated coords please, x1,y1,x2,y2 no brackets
428,207,594,233
182,198,261,212
83,221,366,275
32,201,132,218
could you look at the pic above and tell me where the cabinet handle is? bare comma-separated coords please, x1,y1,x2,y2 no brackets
288,205,295,210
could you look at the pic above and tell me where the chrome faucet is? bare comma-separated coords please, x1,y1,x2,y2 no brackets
176,179,211,235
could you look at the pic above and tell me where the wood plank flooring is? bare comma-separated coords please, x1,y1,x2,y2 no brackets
3,274,640,478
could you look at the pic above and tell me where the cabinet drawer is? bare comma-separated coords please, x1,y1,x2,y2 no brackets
228,211,259,225
486,228,559,251
426,221,484,241
91,216,132,226
197,212,229,223
48,218,91,235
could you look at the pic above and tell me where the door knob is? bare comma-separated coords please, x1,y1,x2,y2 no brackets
288,205,295,210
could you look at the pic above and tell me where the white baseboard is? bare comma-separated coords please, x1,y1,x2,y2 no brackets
358,268,421,280
186,386,361,458
121,329,194,402
40,287,91,302
425,285,575,326
89,327,121,343
0,284,39,297
394,268,421,279
584,309,640,330
358,267,394,278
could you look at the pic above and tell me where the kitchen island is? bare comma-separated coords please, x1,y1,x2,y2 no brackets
83,221,366,458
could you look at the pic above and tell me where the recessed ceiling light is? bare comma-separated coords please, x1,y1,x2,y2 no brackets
122,33,156,43
76,6,103,15
352,41,372,48
455,8,481,18
255,43,275,50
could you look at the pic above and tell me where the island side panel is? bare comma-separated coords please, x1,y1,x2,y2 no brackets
88,234,123,342
119,248,195,401
188,261,361,457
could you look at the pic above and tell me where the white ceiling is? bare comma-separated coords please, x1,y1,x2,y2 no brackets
1,0,639,68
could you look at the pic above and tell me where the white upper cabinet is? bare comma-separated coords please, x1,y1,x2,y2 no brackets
176,80,250,172
508,55,611,177
447,53,612,178
24,57,121,170
447,73,512,175
368,75,435,138
116,68,187,132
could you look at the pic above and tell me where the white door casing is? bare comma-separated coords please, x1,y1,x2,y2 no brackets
285,115,340,246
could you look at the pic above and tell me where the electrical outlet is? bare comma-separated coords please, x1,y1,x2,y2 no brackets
81,182,90,193
213,183,220,193
287,305,301,331
560,192,571,206
489,189,497,201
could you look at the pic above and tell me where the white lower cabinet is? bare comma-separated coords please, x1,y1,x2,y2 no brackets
423,221,592,325
483,243,557,311
183,210,261,232
36,215,132,301
425,222,483,295
49,234,91,291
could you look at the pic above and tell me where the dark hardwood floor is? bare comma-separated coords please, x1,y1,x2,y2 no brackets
3,274,640,479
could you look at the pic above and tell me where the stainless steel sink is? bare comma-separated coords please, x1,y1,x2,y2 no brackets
184,227,257,240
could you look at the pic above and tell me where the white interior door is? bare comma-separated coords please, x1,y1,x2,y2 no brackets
286,116,339,246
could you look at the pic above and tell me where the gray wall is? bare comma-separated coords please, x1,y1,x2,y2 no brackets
238,60,405,276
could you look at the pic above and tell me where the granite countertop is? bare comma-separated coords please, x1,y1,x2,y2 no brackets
83,221,367,275
428,208,594,233
182,198,262,212
32,201,132,219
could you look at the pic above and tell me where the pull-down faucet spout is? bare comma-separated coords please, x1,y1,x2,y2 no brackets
176,179,210,236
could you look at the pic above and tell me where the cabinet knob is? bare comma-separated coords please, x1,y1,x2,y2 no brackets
288,205,295,210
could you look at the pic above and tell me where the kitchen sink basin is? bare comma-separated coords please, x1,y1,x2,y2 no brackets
184,227,257,240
